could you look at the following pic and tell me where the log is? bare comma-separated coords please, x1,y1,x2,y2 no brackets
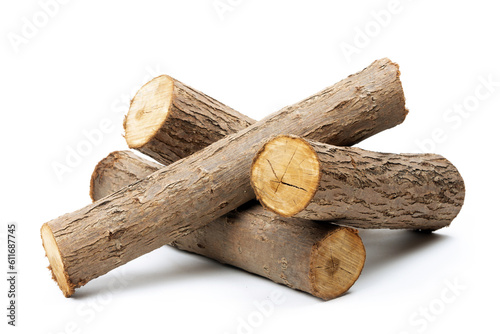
251,135,465,230
124,75,255,165
90,151,366,300
42,58,407,297
90,151,164,202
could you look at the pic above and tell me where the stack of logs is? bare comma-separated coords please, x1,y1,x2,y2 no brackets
41,58,465,300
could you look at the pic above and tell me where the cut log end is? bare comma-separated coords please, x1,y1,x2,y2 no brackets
124,75,174,149
251,135,320,217
41,223,74,297
310,227,365,300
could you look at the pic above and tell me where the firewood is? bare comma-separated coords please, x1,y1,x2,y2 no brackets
41,58,407,297
124,75,255,165
251,135,465,230
90,151,365,300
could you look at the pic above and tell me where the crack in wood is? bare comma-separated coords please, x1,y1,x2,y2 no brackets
271,180,307,192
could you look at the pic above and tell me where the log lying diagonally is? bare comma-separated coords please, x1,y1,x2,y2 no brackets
42,58,407,297
124,75,255,165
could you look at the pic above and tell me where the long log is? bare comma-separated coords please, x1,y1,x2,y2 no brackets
251,135,465,230
90,151,366,300
42,58,407,297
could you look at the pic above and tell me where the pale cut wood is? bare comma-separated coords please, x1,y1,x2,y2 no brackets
90,151,366,300
41,224,72,297
42,58,407,297
124,75,255,165
251,135,465,230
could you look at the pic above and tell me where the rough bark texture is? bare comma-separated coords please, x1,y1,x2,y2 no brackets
90,151,162,202
90,151,366,300
251,135,465,230
42,58,407,297
124,75,255,165
173,203,365,300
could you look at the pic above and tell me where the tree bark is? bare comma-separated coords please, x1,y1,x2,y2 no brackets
124,75,255,165
251,135,465,230
90,151,365,300
90,151,163,202
42,58,407,297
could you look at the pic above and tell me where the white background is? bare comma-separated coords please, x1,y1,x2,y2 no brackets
1,1,499,333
